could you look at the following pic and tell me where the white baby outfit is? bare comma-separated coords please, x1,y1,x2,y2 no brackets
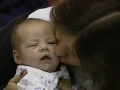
15,65,70,90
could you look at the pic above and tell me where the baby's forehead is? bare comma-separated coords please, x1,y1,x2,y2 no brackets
17,21,54,34
21,19,42,25
16,19,54,35
17,19,42,31
21,19,53,29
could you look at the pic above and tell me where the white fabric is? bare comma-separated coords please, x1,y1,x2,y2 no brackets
28,7,53,22
15,65,70,90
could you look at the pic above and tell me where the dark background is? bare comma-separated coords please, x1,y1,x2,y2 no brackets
0,0,53,29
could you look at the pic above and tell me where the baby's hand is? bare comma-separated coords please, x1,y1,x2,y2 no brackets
4,70,27,90
57,78,72,90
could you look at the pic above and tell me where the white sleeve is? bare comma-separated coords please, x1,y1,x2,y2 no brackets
60,65,70,80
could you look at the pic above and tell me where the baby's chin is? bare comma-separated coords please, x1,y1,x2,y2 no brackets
39,64,57,72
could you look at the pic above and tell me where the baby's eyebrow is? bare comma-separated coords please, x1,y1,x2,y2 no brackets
27,40,38,44
30,39,38,42
46,36,56,40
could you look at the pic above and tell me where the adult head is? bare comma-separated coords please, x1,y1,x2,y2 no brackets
75,11,120,90
51,0,120,89
51,0,120,66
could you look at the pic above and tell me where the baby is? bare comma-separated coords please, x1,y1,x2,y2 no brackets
11,7,70,90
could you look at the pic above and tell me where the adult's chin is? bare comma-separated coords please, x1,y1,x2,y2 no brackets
60,57,80,67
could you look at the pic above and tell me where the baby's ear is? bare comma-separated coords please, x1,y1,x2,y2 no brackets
13,50,22,64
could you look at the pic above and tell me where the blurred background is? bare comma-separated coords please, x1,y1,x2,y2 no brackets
0,0,60,29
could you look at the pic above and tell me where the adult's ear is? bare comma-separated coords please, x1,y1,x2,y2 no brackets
13,50,22,64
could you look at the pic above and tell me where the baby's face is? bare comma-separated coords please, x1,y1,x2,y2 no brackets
17,20,59,72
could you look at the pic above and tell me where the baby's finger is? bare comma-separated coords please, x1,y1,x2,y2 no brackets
10,70,27,83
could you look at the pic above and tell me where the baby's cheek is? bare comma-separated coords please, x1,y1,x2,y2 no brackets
28,51,37,58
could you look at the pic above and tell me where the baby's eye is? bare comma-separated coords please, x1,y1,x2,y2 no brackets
47,41,57,44
29,44,38,47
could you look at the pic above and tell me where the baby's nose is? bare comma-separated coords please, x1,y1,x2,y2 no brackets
39,45,49,52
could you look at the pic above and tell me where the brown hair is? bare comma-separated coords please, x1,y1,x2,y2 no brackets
75,12,120,90
51,0,119,35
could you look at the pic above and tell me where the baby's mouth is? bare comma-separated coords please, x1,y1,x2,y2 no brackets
41,56,51,60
